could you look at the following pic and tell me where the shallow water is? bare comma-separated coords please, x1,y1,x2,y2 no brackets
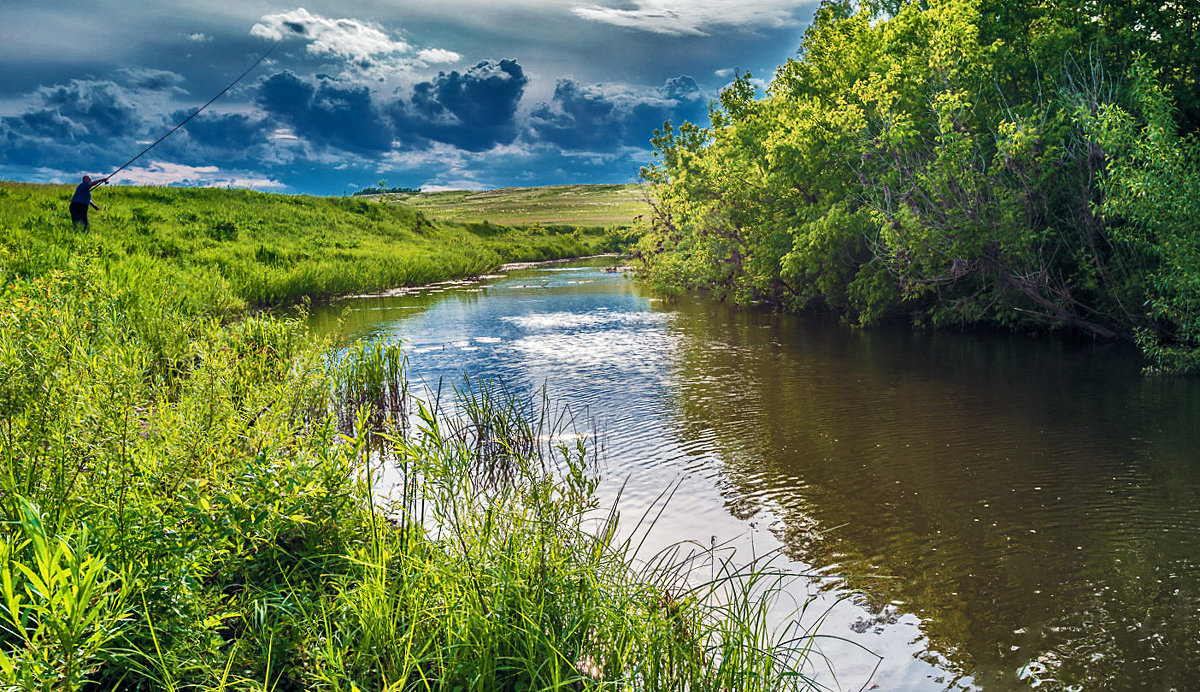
310,257,1200,691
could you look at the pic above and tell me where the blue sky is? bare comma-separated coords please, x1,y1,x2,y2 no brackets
0,1,817,194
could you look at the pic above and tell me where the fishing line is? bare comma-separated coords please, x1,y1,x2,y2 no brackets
107,42,278,180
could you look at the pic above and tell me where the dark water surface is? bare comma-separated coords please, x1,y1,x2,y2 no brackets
310,258,1200,691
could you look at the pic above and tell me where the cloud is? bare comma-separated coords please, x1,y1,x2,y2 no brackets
112,160,285,189
31,79,143,139
0,119,121,173
171,111,270,150
571,0,802,36
188,32,212,42
251,7,423,72
417,48,462,65
378,141,650,191
528,74,704,151
661,74,701,100
257,70,394,154
392,59,528,151
4,108,85,140
0,79,146,173
115,68,187,92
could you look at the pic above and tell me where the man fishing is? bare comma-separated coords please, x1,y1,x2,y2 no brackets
62,43,276,229
70,174,110,229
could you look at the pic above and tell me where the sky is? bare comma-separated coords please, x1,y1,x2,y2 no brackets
0,1,818,195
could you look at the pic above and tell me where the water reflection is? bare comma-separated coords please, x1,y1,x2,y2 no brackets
660,296,1200,690
309,259,1200,691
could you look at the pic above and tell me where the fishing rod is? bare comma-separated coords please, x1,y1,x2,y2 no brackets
105,42,278,181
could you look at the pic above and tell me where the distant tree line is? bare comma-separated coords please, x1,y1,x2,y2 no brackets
637,0,1200,372
352,184,421,196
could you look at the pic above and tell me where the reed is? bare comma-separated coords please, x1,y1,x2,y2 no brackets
313,382,821,691
330,339,408,438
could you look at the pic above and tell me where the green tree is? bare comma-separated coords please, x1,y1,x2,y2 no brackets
637,0,1200,370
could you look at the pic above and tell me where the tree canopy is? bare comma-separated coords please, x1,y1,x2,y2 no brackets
637,0,1200,372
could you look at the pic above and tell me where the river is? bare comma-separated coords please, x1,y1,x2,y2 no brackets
309,257,1200,691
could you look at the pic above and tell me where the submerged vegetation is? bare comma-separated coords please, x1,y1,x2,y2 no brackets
0,183,815,689
637,0,1200,373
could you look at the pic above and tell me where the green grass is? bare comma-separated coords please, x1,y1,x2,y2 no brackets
377,184,652,228
0,181,817,690
0,181,626,311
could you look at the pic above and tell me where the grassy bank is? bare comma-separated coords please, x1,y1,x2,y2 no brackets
0,181,626,310
378,184,650,229
0,182,813,690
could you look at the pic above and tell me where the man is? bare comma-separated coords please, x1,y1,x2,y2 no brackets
70,174,110,229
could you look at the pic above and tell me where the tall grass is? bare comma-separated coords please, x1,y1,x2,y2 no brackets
0,182,821,690
312,383,822,691
330,340,408,438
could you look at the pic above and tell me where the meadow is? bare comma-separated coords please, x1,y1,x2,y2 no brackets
377,184,650,229
0,181,814,690
0,182,627,310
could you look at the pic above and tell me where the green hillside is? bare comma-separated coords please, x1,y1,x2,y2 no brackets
0,181,621,310
378,183,651,227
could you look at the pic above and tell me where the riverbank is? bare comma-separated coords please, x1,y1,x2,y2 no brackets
0,181,627,310
0,183,810,690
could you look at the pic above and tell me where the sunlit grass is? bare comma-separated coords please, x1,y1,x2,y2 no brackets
0,181,627,311
380,183,652,228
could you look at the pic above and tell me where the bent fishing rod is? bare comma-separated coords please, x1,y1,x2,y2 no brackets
104,42,278,182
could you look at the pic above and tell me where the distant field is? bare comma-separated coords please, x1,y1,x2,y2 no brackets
378,183,651,227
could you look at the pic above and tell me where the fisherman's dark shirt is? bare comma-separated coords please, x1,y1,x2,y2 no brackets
71,181,94,205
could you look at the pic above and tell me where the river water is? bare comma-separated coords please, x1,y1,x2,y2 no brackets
309,257,1200,691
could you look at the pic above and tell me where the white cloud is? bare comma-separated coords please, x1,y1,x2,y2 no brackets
270,128,300,142
115,161,286,190
571,0,802,36
250,8,462,81
251,8,412,63
417,48,461,65
187,32,212,42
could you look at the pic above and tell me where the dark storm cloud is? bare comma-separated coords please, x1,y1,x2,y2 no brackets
257,70,394,154
391,59,527,151
529,74,705,151
254,59,530,159
115,68,187,92
0,117,118,172
2,72,262,176
5,109,85,140
171,111,270,150
0,79,148,171
29,80,143,139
